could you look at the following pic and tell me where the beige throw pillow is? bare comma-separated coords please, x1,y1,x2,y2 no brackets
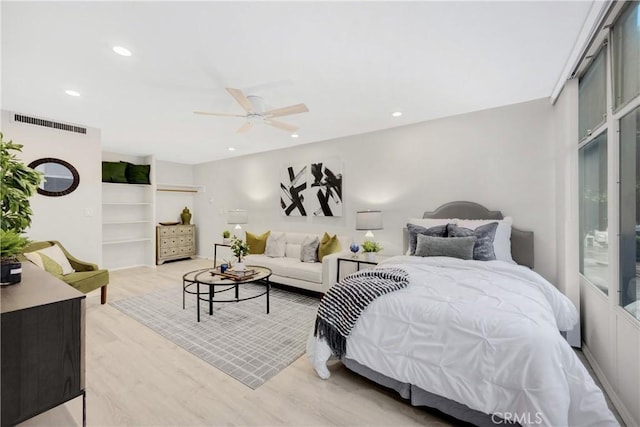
24,244,75,275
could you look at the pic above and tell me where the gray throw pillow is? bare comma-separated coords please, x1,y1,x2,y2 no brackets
407,223,448,255
447,222,499,261
415,235,477,260
300,236,320,263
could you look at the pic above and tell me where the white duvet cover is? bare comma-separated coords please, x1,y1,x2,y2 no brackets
307,256,618,427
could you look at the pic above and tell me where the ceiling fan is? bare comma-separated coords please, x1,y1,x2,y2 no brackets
194,88,309,134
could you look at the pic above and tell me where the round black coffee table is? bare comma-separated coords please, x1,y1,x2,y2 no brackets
182,266,272,322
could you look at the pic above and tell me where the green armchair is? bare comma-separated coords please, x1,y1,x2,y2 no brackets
21,240,109,304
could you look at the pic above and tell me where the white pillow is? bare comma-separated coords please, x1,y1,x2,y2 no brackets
456,217,514,263
264,233,286,258
24,244,75,275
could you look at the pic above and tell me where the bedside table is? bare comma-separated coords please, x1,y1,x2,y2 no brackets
336,254,391,283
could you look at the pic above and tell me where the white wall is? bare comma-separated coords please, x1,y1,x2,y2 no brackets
1,110,102,264
155,160,196,224
194,98,558,282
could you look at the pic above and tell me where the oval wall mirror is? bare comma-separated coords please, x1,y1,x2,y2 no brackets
28,158,80,197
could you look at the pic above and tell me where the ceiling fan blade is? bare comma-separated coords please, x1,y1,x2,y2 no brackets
236,122,252,133
194,111,245,117
265,119,298,133
226,88,254,113
263,103,309,118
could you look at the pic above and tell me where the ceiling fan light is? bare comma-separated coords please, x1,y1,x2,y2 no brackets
291,134,299,138
228,147,236,151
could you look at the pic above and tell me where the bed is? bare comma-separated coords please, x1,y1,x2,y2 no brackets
307,201,618,427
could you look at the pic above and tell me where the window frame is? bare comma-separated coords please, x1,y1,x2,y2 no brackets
577,11,640,319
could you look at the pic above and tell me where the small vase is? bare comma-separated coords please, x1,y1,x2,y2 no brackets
364,252,375,262
234,262,246,271
181,206,192,225
350,243,360,258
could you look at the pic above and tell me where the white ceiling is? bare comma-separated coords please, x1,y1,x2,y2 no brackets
2,1,592,164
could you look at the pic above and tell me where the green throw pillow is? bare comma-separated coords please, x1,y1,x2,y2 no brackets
318,232,341,262
39,253,64,278
122,162,151,185
102,161,127,183
246,231,270,254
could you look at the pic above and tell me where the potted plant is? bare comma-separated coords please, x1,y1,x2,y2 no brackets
230,236,249,271
0,133,42,285
0,230,30,285
222,230,231,244
362,240,382,262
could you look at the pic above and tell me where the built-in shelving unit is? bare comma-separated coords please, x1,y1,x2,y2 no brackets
101,156,203,269
101,153,156,270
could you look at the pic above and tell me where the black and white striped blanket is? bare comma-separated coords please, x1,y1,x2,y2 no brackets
314,267,409,358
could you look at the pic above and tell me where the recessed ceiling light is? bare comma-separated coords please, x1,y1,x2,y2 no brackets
112,46,132,57
65,90,81,97
392,111,402,117
228,147,236,151
291,134,299,138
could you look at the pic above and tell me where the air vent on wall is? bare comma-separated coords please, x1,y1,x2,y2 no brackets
14,114,87,134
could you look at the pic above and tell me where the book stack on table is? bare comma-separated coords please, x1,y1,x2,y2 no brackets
212,268,257,281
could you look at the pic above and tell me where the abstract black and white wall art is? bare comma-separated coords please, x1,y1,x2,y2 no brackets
280,164,307,216
306,161,343,216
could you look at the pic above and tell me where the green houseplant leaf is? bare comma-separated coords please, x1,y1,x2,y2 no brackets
0,132,43,233
362,240,382,253
230,236,249,260
0,229,30,261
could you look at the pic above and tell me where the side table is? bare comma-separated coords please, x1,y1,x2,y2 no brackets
336,254,391,283
213,243,231,267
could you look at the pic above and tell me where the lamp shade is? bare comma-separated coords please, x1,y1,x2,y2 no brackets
356,210,383,230
227,209,248,225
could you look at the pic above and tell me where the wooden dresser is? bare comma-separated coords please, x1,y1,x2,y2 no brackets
1,262,86,426
156,224,196,264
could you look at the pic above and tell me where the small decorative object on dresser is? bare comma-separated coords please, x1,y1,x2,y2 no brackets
156,224,196,265
222,230,231,244
180,206,192,225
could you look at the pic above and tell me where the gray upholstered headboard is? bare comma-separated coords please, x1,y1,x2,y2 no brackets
403,201,534,268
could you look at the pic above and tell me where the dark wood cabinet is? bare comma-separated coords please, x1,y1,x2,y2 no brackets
1,262,85,427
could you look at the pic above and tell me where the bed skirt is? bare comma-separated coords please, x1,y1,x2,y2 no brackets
342,357,520,427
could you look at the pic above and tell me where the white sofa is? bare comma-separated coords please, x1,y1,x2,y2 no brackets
243,232,351,293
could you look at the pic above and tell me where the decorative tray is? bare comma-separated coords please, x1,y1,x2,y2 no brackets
159,221,180,226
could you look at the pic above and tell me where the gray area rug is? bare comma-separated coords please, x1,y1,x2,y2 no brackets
111,283,319,389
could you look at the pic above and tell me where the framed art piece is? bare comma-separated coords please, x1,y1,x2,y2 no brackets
305,161,343,216
280,164,307,216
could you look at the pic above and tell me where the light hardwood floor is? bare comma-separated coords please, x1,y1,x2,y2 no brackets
21,258,457,427
20,258,624,427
